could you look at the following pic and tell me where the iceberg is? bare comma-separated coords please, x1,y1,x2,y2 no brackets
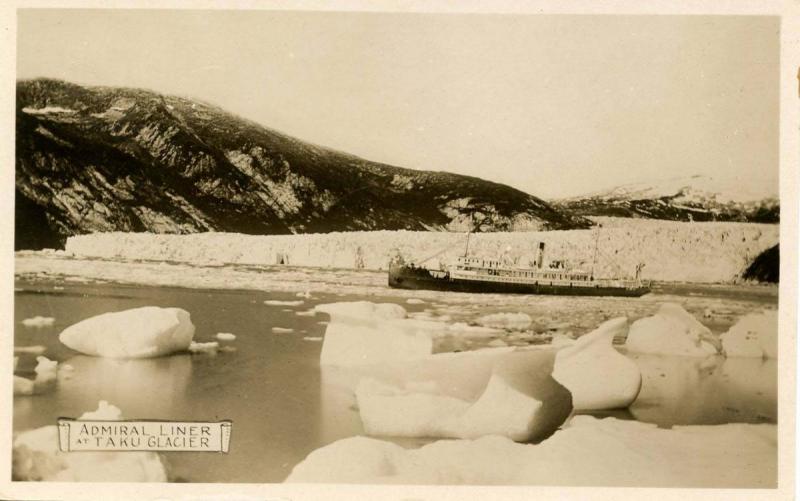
286,416,776,488
721,310,777,359
59,306,195,358
215,332,236,341
354,349,572,443
553,317,641,410
12,401,168,482
625,304,718,357
317,302,436,366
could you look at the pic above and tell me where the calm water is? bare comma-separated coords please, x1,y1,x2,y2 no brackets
13,275,778,483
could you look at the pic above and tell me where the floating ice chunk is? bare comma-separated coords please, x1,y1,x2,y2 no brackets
79,400,123,420
215,332,236,341
406,298,425,305
625,304,718,357
287,416,776,487
189,341,219,353
34,356,59,386
446,322,502,338
553,318,641,410
303,336,323,342
12,401,168,482
296,291,312,298
272,327,294,334
721,310,777,359
549,333,575,348
355,349,572,443
14,376,35,396
477,312,532,330
317,302,437,366
59,307,195,358
14,345,46,355
264,299,304,307
21,316,55,328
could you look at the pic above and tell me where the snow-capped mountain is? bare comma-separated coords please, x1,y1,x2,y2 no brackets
15,79,590,250
554,175,778,223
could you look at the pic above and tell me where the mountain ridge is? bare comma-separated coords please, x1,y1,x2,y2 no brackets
553,174,778,223
15,78,590,250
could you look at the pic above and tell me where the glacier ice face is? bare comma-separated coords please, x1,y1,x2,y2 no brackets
286,416,776,488
721,310,777,359
625,303,718,357
553,317,641,410
12,401,168,482
59,306,195,358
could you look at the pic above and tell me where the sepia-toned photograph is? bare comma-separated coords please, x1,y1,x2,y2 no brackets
2,3,796,499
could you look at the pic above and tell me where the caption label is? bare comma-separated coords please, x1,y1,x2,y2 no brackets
57,419,232,452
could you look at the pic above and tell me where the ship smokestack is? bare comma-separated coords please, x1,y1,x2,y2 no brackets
536,242,545,269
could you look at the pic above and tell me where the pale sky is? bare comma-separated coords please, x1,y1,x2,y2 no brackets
17,10,779,199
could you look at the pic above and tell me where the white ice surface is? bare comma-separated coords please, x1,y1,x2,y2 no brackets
63,218,777,283
59,307,195,358
721,309,778,358
625,303,718,357
215,332,236,341
317,302,437,366
12,401,168,482
553,317,641,410
355,349,571,442
476,312,532,330
21,316,55,328
286,415,776,487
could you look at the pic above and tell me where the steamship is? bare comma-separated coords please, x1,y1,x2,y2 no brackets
388,240,650,297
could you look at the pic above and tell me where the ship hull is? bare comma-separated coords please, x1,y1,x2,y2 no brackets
388,265,650,297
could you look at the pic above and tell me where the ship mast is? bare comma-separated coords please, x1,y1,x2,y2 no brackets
464,228,471,257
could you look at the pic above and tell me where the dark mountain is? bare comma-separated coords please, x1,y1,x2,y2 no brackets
553,175,779,223
15,79,590,250
743,244,779,283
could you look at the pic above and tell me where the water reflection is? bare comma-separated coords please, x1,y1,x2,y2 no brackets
59,355,193,418
628,354,776,426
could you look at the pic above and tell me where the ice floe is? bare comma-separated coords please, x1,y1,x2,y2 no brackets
215,332,236,341
477,312,532,330
264,300,304,307
59,306,195,358
355,349,571,442
406,298,425,305
272,327,294,334
189,341,219,354
316,302,436,366
625,303,718,357
286,415,776,487
21,316,55,328
721,310,777,359
12,401,168,482
553,318,641,410
14,345,46,355
303,336,323,342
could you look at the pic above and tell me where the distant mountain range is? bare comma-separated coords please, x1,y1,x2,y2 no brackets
15,79,590,250
553,175,778,223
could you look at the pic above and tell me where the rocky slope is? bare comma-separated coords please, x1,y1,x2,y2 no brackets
15,79,590,250
554,175,779,223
